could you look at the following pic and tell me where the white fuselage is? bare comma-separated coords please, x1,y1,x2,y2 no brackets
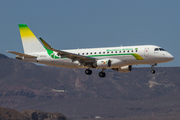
24,45,174,69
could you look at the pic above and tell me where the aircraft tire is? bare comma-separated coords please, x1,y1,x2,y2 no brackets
151,70,155,74
99,72,106,77
85,69,92,75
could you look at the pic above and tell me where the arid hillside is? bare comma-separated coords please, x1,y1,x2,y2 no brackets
0,106,67,120
0,53,180,119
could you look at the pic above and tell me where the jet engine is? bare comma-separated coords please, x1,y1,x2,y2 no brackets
112,65,132,73
94,58,123,68
94,59,111,68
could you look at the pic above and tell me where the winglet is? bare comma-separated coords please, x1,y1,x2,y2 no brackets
39,37,52,50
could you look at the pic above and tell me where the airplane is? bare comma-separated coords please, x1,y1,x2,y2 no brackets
7,24,174,77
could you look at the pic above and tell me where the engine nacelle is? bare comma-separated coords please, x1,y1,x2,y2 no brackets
95,59,111,68
112,65,132,73
94,58,123,68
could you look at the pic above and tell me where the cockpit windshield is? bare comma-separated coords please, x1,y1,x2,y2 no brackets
154,48,166,51
159,48,166,51
154,48,159,51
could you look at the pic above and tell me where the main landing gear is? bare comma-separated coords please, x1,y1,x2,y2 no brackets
85,68,106,78
85,69,92,75
150,63,157,74
99,72,106,77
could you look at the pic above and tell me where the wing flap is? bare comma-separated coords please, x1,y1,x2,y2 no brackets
7,51,37,58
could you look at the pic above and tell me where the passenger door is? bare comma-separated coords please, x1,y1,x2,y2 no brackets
144,48,149,57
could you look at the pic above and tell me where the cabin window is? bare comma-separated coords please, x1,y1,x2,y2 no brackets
127,50,129,52
111,51,113,53
94,52,96,54
103,52,105,54
82,53,84,55
86,53,88,55
119,51,121,53
107,52,109,54
115,51,117,53
136,50,138,52
123,51,125,53
131,50,133,52
90,52,92,54
99,52,101,54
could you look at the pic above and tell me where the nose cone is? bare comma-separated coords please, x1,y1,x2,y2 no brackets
166,53,174,61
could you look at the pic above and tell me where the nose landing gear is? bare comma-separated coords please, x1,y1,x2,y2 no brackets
151,70,155,74
150,63,157,74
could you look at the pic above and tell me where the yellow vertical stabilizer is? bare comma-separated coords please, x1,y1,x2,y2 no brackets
19,24,46,54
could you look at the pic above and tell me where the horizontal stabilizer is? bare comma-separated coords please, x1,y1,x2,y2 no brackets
7,51,37,58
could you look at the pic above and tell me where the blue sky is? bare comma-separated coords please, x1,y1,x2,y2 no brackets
0,0,179,67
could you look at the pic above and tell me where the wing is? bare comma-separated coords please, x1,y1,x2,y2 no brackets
7,51,37,58
39,37,95,63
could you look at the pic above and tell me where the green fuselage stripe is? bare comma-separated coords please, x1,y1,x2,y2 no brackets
87,53,143,60
44,46,143,60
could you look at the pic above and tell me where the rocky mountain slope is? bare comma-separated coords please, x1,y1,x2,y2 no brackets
0,53,180,119
0,54,179,100
0,106,30,120
0,106,67,120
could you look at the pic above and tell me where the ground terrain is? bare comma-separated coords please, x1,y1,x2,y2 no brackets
0,53,180,119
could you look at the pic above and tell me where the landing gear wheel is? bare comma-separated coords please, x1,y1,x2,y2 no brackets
150,63,157,74
85,69,92,75
99,72,106,77
151,70,155,74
